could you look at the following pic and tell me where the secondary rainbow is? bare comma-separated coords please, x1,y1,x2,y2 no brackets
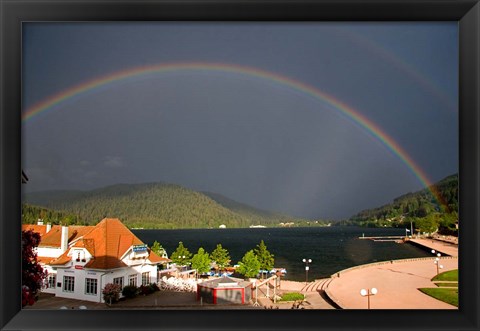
333,28,456,113
22,62,448,209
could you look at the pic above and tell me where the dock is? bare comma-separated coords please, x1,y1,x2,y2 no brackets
407,238,458,257
358,235,459,256
358,235,406,242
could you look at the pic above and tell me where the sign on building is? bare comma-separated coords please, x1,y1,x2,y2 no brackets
133,244,148,253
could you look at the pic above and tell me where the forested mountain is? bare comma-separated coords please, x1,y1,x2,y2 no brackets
344,174,458,234
23,183,302,229
23,174,459,233
22,203,86,225
202,191,294,224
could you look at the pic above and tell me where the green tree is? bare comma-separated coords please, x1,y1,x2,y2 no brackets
237,250,260,278
415,215,438,234
150,240,166,258
210,244,231,271
254,240,274,278
170,241,192,266
191,247,211,275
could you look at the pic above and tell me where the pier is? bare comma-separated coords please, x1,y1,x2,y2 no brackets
358,235,459,257
406,238,458,257
358,235,406,242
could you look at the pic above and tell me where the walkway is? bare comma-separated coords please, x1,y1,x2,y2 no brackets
407,238,459,257
324,238,459,309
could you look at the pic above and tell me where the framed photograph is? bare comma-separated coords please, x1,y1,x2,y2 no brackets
1,1,479,330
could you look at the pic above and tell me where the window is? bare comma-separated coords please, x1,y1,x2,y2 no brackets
128,274,137,287
85,278,97,295
47,274,56,288
63,276,75,292
141,272,150,286
113,276,124,289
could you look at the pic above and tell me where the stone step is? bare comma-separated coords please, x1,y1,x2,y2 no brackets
301,278,330,292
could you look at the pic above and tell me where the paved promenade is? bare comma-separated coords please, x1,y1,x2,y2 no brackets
407,237,459,257
325,238,459,309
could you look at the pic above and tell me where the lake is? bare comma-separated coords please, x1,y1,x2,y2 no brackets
133,226,432,281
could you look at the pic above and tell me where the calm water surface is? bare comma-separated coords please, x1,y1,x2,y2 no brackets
133,226,431,281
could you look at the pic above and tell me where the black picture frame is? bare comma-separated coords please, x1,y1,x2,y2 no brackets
1,1,479,330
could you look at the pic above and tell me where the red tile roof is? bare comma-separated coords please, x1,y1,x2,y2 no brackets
22,224,47,237
147,250,167,263
37,256,56,264
47,218,169,270
48,252,72,266
39,225,95,247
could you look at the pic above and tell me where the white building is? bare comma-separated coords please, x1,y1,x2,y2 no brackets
23,218,170,303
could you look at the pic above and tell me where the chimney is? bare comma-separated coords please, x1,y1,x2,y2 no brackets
46,223,52,233
61,226,69,253
37,219,44,226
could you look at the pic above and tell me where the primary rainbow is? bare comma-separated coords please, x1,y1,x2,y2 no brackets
22,62,448,209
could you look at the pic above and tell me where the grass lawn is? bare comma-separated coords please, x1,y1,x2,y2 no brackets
434,282,458,288
419,288,458,307
419,269,458,307
279,292,304,302
432,269,458,282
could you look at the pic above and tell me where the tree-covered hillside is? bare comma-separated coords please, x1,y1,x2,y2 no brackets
23,183,302,229
202,191,296,224
344,174,458,235
22,203,86,225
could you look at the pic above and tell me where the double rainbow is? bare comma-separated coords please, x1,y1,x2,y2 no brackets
22,62,448,210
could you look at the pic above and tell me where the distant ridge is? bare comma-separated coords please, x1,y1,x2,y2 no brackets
23,182,301,229
346,174,458,231
202,191,294,223
23,174,458,231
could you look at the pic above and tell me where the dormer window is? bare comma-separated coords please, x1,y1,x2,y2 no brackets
73,250,86,262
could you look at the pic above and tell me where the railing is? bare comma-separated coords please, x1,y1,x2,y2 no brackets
329,256,457,278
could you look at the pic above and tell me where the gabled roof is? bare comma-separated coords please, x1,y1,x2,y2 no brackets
48,218,169,270
48,252,72,266
81,218,143,269
37,256,56,264
39,225,95,247
22,224,47,237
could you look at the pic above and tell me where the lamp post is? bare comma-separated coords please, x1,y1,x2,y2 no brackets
302,258,312,284
360,287,378,309
434,259,444,275
431,250,443,275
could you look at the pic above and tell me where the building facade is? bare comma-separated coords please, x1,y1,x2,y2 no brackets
23,218,170,303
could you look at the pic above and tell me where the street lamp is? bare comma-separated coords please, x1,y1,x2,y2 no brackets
360,287,378,309
431,250,443,275
302,258,312,284
434,259,444,275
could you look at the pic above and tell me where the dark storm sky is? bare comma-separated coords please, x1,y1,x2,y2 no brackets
21,22,458,220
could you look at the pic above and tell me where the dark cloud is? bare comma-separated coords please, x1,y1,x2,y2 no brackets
22,22,458,219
